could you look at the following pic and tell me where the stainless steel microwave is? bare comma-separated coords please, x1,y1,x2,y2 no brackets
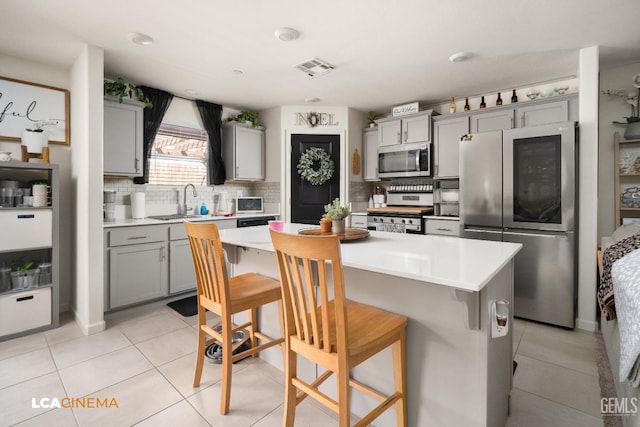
378,142,431,178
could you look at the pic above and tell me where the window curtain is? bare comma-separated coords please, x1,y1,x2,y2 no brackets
195,100,225,185
133,86,174,184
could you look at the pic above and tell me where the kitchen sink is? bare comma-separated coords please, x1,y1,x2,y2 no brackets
147,214,200,221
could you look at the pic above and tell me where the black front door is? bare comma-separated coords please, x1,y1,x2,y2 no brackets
291,134,340,224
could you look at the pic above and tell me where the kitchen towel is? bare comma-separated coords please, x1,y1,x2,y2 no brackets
131,192,145,219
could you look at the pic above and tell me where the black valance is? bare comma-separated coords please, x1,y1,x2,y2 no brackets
195,100,225,185
133,86,173,184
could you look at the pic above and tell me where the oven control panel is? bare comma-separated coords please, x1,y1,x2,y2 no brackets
367,215,424,234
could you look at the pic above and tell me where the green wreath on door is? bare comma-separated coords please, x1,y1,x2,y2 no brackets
297,147,334,185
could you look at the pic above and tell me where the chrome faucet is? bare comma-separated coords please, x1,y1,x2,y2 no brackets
182,183,197,215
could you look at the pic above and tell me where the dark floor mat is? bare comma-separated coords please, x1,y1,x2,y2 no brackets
167,295,198,317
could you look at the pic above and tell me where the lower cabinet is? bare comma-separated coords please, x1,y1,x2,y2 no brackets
169,240,196,294
108,241,168,309
105,219,241,310
425,218,460,236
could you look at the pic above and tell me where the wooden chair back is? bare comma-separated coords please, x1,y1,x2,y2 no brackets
269,229,348,356
184,222,230,311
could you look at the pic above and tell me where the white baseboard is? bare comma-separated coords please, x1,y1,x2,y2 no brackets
576,317,598,332
73,310,106,336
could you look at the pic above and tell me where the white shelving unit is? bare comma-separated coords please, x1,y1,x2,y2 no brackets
0,162,59,341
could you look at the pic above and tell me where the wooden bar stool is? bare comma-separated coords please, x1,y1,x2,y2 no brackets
269,229,408,426
185,222,284,415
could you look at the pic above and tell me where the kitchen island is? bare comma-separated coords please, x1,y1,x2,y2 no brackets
219,224,521,427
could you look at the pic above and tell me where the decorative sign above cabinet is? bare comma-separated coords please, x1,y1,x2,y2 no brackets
294,112,340,128
0,76,70,145
392,102,419,117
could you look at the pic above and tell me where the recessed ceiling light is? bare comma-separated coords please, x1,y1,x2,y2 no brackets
305,97,321,103
449,52,471,63
274,27,300,42
184,89,198,96
129,32,154,46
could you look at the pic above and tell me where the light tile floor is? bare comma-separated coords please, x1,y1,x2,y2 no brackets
0,307,605,426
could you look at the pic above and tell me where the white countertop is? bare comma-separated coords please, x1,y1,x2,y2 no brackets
218,223,521,292
103,212,278,228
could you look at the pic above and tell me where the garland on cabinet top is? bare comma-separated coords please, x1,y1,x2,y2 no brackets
297,147,334,185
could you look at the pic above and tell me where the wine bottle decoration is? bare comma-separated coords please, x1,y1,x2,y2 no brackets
464,97,470,111
449,97,456,114
480,96,486,109
496,92,503,106
511,89,518,103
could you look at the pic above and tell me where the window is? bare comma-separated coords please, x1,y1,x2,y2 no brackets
148,123,208,186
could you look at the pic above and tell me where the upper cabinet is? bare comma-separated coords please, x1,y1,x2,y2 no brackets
103,97,145,176
469,95,576,133
362,127,380,181
222,122,265,181
377,110,433,146
433,116,469,179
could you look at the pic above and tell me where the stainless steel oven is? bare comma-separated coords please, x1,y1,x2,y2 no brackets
367,184,434,234
378,142,431,178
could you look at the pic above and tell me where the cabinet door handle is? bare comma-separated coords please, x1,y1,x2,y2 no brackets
17,295,34,302
510,117,514,128
127,236,148,240
404,130,408,142
160,246,166,260
397,132,401,144
135,158,140,172
520,116,525,127
436,227,453,232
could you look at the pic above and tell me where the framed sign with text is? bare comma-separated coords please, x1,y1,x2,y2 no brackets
0,76,70,145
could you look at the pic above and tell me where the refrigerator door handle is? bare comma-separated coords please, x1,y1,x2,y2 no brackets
503,228,570,238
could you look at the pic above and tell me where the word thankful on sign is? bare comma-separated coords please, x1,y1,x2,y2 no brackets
294,112,340,128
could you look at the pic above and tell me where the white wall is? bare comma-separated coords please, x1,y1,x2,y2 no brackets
598,61,640,238
0,54,73,312
70,45,105,335
576,46,599,332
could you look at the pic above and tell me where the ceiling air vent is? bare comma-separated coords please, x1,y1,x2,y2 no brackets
295,57,335,79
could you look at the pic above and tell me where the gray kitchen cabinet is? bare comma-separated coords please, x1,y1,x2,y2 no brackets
424,218,460,236
0,163,59,341
169,220,237,294
515,99,568,128
434,116,469,178
105,225,168,309
470,109,514,133
377,110,433,146
169,240,196,294
222,122,265,181
362,127,379,181
469,95,576,133
103,97,145,176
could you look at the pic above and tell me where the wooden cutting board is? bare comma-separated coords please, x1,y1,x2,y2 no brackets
367,206,434,215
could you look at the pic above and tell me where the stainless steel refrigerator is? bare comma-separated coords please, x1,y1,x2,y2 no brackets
460,122,577,328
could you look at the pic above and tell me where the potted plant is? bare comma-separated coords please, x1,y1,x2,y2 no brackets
602,73,640,139
235,111,259,127
323,198,351,233
10,261,39,289
22,120,58,154
104,77,153,108
367,111,379,128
